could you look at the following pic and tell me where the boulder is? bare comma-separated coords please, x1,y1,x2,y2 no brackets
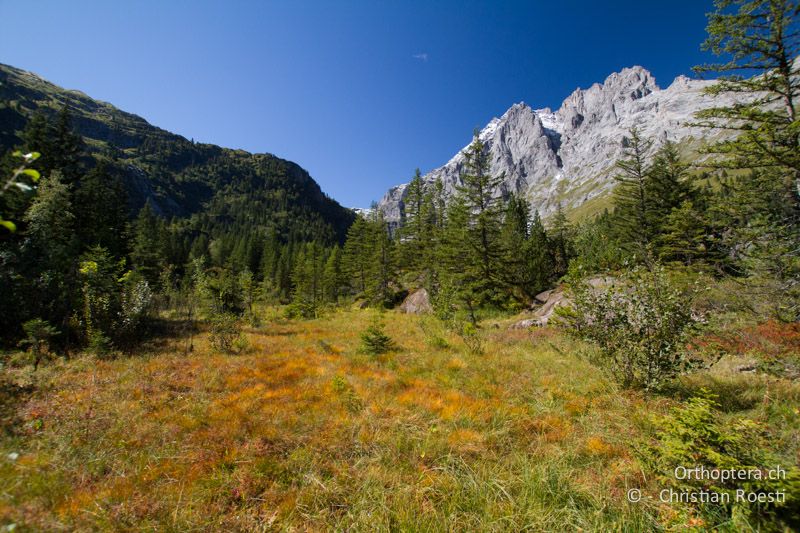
509,318,542,330
533,289,553,304
531,290,568,326
400,288,433,314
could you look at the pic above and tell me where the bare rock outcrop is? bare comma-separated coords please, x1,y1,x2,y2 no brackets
510,276,617,329
377,65,746,226
399,288,433,314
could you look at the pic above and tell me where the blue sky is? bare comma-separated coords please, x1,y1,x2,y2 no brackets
1,0,716,208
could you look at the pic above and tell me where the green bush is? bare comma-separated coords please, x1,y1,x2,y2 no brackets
18,318,59,370
642,392,800,530
359,319,395,355
284,301,317,320
331,375,363,413
560,265,696,390
209,312,241,353
457,321,484,355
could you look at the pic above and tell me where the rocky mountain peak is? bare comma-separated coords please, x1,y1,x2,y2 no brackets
377,64,741,226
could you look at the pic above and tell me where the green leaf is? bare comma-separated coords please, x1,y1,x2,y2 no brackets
0,219,16,232
22,168,40,181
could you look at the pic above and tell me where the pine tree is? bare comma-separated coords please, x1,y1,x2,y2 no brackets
611,128,656,256
322,245,344,303
342,215,371,295
548,202,574,279
364,211,395,306
131,201,166,285
448,133,506,306
74,161,130,257
695,0,800,200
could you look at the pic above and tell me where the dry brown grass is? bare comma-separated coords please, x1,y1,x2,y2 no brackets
0,307,796,531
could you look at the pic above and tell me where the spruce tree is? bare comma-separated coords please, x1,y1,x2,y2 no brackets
695,0,800,200
342,215,371,295
131,201,166,285
647,141,695,229
525,210,555,294
500,194,531,299
399,168,425,275
659,200,710,266
49,107,85,185
322,245,344,303
22,171,79,337
611,128,656,257
450,133,506,306
364,211,395,306
74,161,129,258
548,202,574,279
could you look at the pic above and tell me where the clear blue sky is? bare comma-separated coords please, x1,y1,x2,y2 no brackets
1,0,716,208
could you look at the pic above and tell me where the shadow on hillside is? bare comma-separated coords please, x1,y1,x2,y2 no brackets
119,317,198,355
0,378,34,436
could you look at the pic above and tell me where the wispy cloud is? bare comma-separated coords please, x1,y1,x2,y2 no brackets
413,52,428,62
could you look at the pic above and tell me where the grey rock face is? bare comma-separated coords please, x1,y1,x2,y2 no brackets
377,66,740,224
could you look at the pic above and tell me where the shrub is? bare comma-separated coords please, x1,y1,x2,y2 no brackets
431,277,458,323
642,392,800,530
284,301,317,320
209,312,241,353
331,375,363,413
359,319,395,355
18,318,59,371
118,271,153,343
457,321,484,355
418,317,450,350
560,265,695,390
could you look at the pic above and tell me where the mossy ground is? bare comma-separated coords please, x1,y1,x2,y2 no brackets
1,308,797,531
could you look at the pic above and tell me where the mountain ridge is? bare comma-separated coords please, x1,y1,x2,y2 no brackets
0,62,355,243
376,65,740,225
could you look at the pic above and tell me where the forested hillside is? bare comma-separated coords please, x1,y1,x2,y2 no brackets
0,63,354,243
0,63,355,343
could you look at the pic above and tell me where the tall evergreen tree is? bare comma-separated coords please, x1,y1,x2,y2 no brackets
22,171,79,339
399,168,425,274
364,211,396,306
500,194,531,299
448,133,506,306
548,202,574,279
342,215,371,295
611,128,656,256
695,0,800,200
74,161,130,258
647,141,695,228
131,201,166,285
322,245,344,303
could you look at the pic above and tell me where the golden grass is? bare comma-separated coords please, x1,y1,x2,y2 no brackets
0,307,797,530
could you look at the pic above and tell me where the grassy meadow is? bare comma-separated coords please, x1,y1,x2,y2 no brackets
1,307,798,531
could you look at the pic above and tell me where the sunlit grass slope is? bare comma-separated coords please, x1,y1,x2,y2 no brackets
1,309,797,531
